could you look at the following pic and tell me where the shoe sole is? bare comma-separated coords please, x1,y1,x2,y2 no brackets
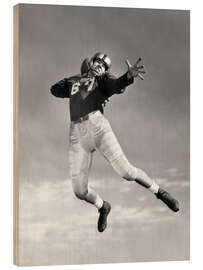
171,201,180,212
160,198,180,212
98,205,111,232
156,189,180,212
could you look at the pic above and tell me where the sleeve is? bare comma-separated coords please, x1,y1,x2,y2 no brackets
50,78,71,98
101,72,134,97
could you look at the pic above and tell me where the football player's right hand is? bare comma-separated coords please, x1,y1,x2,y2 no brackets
125,57,146,80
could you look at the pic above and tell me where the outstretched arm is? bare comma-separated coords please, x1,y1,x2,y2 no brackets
102,72,133,97
125,57,146,80
102,57,146,97
50,78,70,98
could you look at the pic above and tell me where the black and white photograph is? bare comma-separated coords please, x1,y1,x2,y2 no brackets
14,3,190,266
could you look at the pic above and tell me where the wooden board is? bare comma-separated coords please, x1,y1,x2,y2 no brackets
13,4,19,266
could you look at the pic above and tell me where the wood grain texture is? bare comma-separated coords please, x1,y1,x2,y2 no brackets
13,4,19,266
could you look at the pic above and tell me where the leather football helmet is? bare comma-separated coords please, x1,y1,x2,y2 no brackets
91,52,111,71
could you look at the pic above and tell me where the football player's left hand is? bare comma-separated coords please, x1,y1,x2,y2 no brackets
125,57,146,80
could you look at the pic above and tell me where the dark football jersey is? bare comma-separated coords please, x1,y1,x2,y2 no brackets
50,72,133,121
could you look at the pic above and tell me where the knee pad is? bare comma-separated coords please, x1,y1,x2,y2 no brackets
123,165,137,181
72,181,88,200
122,164,138,181
111,155,138,181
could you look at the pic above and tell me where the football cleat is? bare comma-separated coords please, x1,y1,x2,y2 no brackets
97,201,111,232
156,188,180,212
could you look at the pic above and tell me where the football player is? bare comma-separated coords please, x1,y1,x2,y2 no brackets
50,52,179,232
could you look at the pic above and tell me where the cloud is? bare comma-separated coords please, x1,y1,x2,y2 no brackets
18,178,165,243
18,170,189,265
92,175,134,193
18,178,103,265
166,168,179,175
111,204,174,231
155,177,189,190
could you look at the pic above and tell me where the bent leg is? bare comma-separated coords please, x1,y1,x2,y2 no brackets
69,142,103,208
96,119,159,192
93,116,180,211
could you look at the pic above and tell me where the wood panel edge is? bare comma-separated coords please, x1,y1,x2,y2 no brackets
13,4,19,266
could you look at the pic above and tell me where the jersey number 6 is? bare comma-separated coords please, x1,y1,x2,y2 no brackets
71,82,80,96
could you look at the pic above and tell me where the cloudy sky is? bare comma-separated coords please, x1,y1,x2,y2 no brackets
17,4,189,266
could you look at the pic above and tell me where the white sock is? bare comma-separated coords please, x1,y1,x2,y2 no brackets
149,181,159,194
94,195,103,209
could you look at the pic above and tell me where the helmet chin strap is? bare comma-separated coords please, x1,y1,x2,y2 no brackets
88,66,104,78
